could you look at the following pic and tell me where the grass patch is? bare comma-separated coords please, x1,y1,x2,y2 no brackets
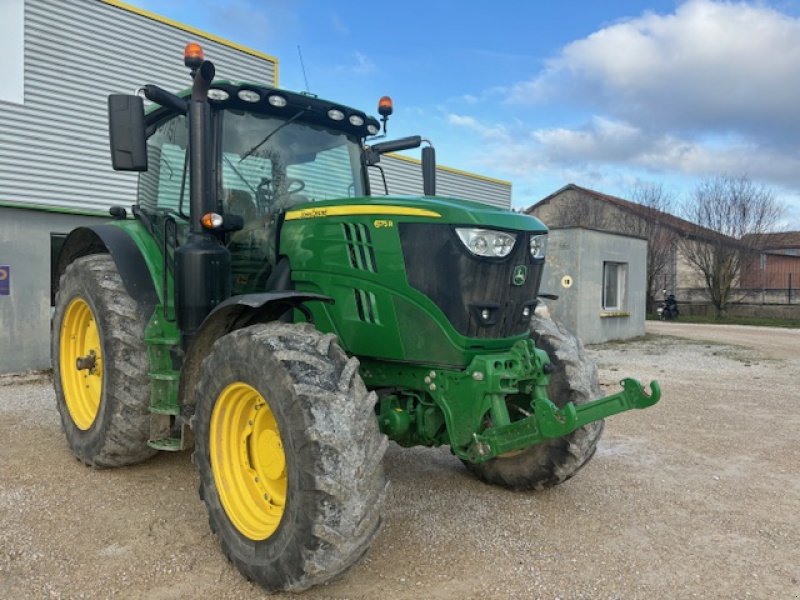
646,313,800,328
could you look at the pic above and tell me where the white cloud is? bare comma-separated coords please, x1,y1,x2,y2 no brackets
335,51,376,75
331,13,350,35
447,114,511,142
510,0,800,140
445,1,800,223
352,52,375,74
531,117,647,162
491,118,800,189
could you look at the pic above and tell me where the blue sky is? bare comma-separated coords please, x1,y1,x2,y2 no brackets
135,0,800,227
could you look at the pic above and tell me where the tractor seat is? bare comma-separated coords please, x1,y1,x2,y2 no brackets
224,189,273,292
225,189,257,222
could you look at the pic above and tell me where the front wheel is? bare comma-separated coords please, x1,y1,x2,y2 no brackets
52,254,155,468
463,315,604,490
191,323,387,592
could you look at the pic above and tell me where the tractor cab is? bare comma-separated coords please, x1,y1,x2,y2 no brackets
119,70,431,299
132,78,384,294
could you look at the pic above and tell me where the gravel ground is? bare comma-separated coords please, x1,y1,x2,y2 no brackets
1,323,799,599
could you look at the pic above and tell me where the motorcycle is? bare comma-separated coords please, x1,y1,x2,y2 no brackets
657,293,680,321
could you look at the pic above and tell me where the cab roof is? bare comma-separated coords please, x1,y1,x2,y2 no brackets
145,80,381,140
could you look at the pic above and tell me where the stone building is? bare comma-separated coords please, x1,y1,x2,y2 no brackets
529,184,800,317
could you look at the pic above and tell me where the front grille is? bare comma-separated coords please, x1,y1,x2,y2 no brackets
399,224,543,338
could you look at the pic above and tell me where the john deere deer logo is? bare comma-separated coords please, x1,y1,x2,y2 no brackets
512,265,527,286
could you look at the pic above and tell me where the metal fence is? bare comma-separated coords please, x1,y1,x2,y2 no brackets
678,286,797,306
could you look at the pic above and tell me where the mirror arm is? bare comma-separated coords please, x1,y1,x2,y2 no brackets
142,84,188,115
369,135,422,156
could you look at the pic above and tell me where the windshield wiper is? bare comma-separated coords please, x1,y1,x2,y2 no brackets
223,154,258,194
238,110,307,163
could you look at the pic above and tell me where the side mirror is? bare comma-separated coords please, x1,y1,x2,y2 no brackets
108,94,147,171
422,145,436,196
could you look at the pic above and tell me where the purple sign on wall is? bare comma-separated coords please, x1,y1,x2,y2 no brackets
0,266,9,296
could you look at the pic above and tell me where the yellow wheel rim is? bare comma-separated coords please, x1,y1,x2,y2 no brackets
210,382,287,541
59,297,103,430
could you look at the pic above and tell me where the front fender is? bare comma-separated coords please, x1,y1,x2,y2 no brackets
179,292,333,408
52,225,158,318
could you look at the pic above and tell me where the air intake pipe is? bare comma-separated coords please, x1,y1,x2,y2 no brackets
175,59,231,346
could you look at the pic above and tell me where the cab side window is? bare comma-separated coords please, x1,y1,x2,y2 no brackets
138,115,189,217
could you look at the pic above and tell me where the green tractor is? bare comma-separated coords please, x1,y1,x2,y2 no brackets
51,44,660,592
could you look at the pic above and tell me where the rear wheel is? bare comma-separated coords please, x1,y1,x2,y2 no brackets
52,254,155,467
191,323,387,592
463,314,604,490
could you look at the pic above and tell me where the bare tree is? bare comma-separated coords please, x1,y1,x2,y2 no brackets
620,182,678,312
678,175,784,317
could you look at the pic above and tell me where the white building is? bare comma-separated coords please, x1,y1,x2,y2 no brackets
540,228,647,344
0,0,512,373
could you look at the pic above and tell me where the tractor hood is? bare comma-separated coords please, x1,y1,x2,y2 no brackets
281,194,549,368
284,196,548,233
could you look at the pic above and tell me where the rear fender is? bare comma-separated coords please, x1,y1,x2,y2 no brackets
179,292,333,409
51,225,158,318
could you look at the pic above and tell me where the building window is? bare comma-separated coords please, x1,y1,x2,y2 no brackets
603,262,627,310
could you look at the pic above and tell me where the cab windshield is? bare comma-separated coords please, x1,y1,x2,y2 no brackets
220,110,364,293
220,109,365,220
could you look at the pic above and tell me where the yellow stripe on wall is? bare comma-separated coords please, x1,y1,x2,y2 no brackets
285,205,442,221
386,153,512,187
101,0,279,87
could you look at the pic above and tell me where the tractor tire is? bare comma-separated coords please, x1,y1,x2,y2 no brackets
52,254,156,467
463,314,604,490
191,323,388,592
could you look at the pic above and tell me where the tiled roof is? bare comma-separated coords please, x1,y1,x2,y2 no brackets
742,231,800,249
527,183,725,242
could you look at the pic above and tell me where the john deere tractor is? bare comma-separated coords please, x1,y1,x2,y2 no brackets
51,44,660,592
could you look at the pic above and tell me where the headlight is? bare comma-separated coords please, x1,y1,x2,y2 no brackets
455,228,517,258
529,234,547,259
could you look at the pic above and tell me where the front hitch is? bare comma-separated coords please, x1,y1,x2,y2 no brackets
467,378,661,463
535,378,661,438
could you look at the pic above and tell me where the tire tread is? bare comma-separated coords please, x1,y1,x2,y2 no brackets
192,323,387,592
52,254,156,468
